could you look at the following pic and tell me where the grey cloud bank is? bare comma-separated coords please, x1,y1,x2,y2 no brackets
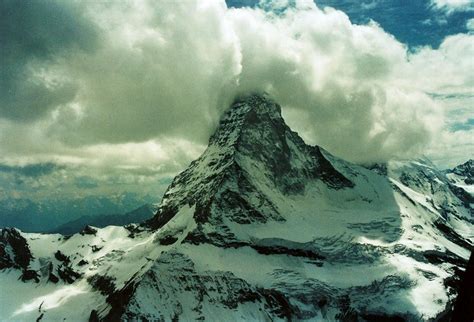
0,0,472,173
0,0,98,121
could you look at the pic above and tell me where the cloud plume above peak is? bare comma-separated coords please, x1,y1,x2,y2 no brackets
0,0,472,170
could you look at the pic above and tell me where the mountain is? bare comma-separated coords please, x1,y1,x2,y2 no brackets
49,204,157,235
446,159,474,187
0,94,472,321
0,192,156,233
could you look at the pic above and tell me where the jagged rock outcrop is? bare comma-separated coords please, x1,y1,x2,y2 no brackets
0,228,38,282
448,159,474,185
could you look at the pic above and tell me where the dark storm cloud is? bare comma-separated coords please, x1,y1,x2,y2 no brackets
0,162,63,178
0,0,99,121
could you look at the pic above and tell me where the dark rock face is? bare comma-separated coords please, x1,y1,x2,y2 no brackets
91,245,103,252
88,274,117,295
0,228,42,283
0,228,33,270
21,269,39,282
48,272,59,283
57,265,81,284
451,251,474,322
112,251,297,321
158,235,178,245
434,221,473,251
423,249,468,267
260,288,295,320
81,225,98,236
234,95,352,193
54,250,70,264
54,250,81,283
104,276,138,322
89,310,100,322
448,183,474,210
251,244,325,264
449,159,474,184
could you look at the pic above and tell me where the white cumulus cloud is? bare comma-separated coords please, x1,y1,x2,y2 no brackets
0,0,472,172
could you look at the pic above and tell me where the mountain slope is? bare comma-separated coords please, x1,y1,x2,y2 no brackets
0,94,472,321
446,159,474,196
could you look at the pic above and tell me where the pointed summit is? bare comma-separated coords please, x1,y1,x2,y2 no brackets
448,159,474,185
207,93,283,148
225,92,283,119
148,93,352,230
451,159,473,177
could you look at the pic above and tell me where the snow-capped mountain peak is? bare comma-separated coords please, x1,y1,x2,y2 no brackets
149,94,353,230
447,159,474,185
0,94,472,321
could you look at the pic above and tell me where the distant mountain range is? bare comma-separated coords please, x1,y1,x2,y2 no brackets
49,203,157,235
0,192,157,233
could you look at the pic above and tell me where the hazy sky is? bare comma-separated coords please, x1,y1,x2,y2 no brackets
0,0,472,203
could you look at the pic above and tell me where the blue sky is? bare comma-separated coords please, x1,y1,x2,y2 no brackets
227,0,473,48
314,0,473,48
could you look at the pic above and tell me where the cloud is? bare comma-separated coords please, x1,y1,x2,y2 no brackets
225,5,442,162
0,0,99,122
406,34,474,95
0,161,170,204
0,162,62,178
427,127,474,168
430,0,474,13
73,176,99,189
467,18,474,30
0,0,472,170
43,1,241,146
